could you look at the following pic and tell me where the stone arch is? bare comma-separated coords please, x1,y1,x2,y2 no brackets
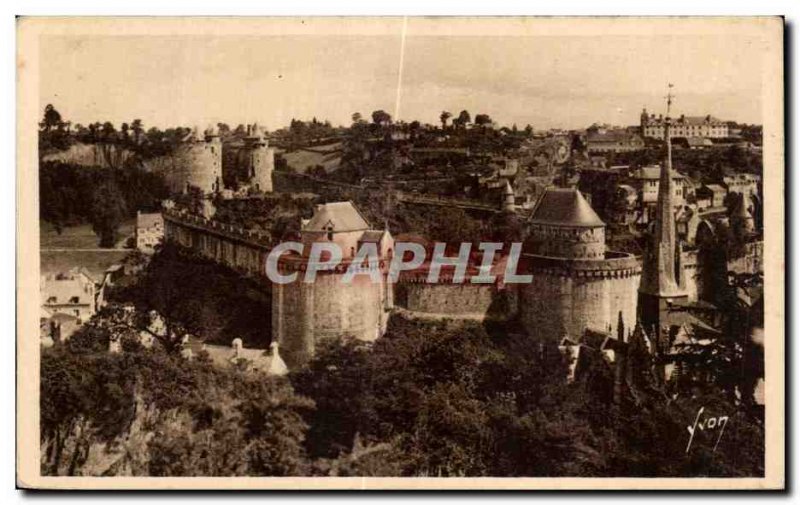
695,219,716,248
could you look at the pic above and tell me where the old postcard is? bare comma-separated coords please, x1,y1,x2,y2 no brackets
16,16,784,490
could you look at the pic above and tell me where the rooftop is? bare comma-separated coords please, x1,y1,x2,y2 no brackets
630,165,685,180
303,201,371,233
530,188,605,228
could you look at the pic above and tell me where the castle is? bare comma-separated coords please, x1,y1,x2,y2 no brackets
162,106,761,372
164,185,645,369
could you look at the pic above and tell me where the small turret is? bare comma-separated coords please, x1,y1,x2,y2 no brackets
267,341,289,376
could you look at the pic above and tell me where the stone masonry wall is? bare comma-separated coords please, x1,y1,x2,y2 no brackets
399,283,517,320
518,254,641,343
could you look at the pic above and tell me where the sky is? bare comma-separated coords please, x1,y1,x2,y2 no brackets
39,26,767,131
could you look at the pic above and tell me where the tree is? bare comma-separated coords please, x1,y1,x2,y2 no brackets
89,176,128,247
291,338,376,459
455,110,471,129
440,111,452,130
524,124,534,137
40,104,63,132
131,119,144,144
475,114,492,130
351,112,362,124
371,110,392,127
40,348,138,475
101,122,117,142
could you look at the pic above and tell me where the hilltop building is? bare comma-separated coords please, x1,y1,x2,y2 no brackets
640,109,729,139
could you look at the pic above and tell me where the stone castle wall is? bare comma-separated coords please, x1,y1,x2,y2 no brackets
272,274,389,369
518,254,641,342
166,211,655,361
165,211,389,369
154,139,222,194
397,283,517,320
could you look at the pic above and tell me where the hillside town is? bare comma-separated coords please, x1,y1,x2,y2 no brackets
38,84,765,477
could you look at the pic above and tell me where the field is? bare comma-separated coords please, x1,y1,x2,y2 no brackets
40,219,135,249
40,219,136,281
279,143,342,173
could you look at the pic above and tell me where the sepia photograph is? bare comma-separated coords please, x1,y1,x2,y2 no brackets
15,16,785,490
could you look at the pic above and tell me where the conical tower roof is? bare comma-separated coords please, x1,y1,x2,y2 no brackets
530,188,605,228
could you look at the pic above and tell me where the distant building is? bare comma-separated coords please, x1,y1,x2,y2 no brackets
696,184,728,209
723,173,760,198
136,211,164,253
586,129,645,154
182,337,288,376
640,109,729,139
629,164,686,207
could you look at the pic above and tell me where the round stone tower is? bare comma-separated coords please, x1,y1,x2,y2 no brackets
183,126,222,195
244,123,274,193
519,187,640,343
271,201,394,369
527,188,606,259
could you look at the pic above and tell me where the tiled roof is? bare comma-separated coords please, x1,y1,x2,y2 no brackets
530,188,605,228
704,184,726,193
303,201,370,232
41,271,94,306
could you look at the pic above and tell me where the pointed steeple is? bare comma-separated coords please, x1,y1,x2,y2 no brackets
640,85,685,298
638,85,689,356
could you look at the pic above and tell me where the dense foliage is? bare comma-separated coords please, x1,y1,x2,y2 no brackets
41,346,312,476
39,161,169,241
289,316,764,477
108,243,272,350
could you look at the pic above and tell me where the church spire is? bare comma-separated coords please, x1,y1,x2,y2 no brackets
640,84,685,298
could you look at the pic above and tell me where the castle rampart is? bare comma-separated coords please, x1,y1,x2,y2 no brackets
518,253,641,343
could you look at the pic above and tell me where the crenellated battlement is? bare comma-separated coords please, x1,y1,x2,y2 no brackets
164,208,274,249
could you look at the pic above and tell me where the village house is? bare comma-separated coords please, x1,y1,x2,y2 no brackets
40,268,98,342
626,165,686,223
685,137,715,150
696,184,728,209
723,173,760,198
